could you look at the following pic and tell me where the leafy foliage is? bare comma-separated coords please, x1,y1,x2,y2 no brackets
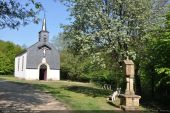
144,9,170,97
0,40,23,75
0,0,43,29
61,0,166,61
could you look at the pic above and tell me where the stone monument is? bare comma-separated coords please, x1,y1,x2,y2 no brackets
119,57,141,110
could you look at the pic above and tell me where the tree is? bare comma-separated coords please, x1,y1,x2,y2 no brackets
143,8,170,99
0,40,23,75
0,52,12,75
0,0,43,29
60,0,168,93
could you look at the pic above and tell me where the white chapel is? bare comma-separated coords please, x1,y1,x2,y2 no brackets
14,18,60,80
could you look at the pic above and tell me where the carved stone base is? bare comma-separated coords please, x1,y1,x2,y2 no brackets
121,105,139,111
119,94,141,111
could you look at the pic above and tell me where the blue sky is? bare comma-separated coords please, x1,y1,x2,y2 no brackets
0,0,71,47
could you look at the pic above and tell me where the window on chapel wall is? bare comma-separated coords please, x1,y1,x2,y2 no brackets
18,58,20,71
22,56,24,71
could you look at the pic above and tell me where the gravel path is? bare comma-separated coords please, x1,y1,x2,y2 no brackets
0,81,69,111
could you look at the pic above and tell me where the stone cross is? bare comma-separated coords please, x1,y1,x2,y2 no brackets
123,58,135,95
118,57,141,110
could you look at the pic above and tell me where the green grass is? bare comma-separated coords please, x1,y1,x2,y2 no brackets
0,75,120,110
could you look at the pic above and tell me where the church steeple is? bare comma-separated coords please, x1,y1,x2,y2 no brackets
42,17,47,31
39,16,49,43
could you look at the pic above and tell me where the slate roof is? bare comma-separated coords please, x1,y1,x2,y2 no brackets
26,41,60,70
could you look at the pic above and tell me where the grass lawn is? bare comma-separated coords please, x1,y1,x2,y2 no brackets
0,75,121,110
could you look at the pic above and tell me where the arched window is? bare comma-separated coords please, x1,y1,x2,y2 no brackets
18,58,20,71
22,56,24,71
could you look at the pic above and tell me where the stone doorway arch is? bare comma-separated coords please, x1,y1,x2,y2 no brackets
39,64,47,80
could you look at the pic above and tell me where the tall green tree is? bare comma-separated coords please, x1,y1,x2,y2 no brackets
143,8,170,98
60,0,168,93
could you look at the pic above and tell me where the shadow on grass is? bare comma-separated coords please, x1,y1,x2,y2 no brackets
140,96,170,111
5,81,59,94
107,101,120,108
0,78,6,81
64,85,112,97
33,84,60,94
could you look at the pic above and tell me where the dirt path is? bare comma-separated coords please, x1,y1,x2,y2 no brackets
0,81,69,111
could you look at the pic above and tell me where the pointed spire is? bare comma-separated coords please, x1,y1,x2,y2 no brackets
42,13,47,31
39,12,49,42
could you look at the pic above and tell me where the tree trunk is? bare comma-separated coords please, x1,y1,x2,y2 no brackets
134,63,142,95
151,71,155,98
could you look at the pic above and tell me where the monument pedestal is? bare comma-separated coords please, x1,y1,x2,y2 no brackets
119,94,141,110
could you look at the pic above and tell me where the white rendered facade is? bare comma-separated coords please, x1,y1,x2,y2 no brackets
14,52,60,80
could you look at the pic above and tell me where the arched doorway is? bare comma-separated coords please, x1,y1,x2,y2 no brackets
39,64,47,80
